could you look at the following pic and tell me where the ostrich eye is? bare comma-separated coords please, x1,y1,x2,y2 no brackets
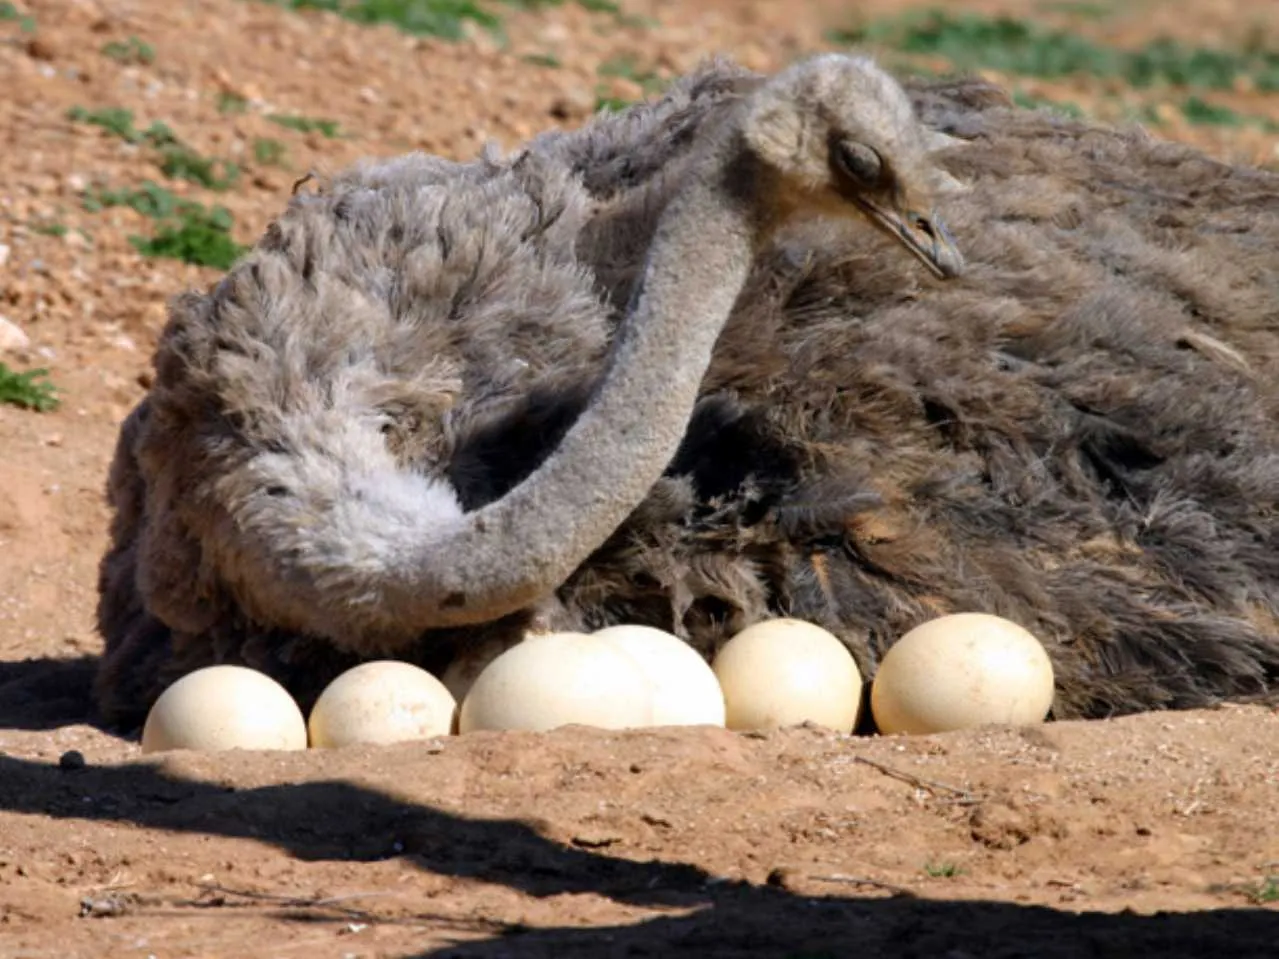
375,407,401,435
833,140,884,187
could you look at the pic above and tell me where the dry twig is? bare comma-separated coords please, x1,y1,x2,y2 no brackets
853,755,983,804
188,881,391,920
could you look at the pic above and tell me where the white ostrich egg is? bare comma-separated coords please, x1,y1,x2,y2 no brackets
308,660,457,748
711,618,863,733
870,612,1056,735
592,624,726,727
141,665,308,754
457,631,653,733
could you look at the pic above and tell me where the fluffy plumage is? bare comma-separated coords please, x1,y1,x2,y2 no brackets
95,56,1279,728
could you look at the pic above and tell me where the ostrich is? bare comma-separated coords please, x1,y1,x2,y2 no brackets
94,54,1279,730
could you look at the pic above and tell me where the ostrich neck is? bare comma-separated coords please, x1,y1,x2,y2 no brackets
395,141,760,629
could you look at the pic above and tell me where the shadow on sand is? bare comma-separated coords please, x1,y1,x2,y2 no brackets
0,654,101,731
1,655,1276,957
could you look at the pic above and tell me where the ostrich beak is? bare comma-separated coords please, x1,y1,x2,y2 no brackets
857,199,964,279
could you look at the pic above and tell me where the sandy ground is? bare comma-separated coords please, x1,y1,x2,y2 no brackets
2,0,1278,956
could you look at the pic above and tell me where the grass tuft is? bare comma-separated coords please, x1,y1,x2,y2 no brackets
158,145,240,190
67,105,141,142
67,108,238,190
80,181,246,269
833,11,1279,92
1253,876,1279,904
29,221,69,237
1037,1,1112,19
593,94,634,113
1180,95,1245,126
101,35,155,65
129,204,246,270
83,180,181,217
0,363,61,412
261,0,632,40
217,91,249,115
252,137,288,165
0,1,36,31
267,113,344,138
263,0,499,40
522,52,560,68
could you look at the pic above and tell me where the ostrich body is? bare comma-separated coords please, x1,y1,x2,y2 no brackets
96,55,1279,728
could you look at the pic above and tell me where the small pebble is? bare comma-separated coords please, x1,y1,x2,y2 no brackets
59,750,86,771
0,315,30,353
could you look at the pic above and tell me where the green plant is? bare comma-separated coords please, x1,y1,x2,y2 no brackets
832,12,1115,77
158,145,239,190
101,35,155,64
80,179,246,269
502,0,618,10
1179,95,1244,126
832,11,1279,92
501,0,620,12
1172,96,1279,130
593,93,634,113
67,105,140,141
924,860,963,878
253,137,288,165
68,108,175,146
264,0,630,38
0,1,35,31
0,363,61,412
83,180,182,217
217,91,249,114
264,0,499,41
129,203,246,270
1125,37,1279,90
140,120,180,147
68,109,238,190
267,113,343,137
522,52,560,68
29,221,68,237
1037,1,1112,18
1254,876,1279,904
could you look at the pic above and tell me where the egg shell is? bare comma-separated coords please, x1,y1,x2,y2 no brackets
712,618,863,733
457,631,653,733
141,665,307,754
870,612,1056,735
592,624,726,727
308,660,457,748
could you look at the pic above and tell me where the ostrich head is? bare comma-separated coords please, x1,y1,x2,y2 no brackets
131,54,963,655
737,53,963,278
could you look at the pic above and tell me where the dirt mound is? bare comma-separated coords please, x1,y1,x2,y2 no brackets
2,709,1277,956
